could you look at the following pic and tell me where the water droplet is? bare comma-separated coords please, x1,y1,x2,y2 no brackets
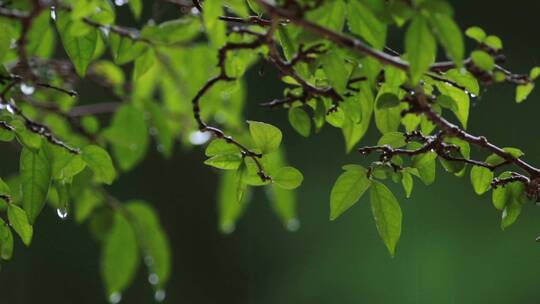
154,289,166,302
6,103,16,115
156,144,165,153
109,292,122,304
114,0,128,6
20,84,35,95
189,131,211,145
220,222,235,234
148,273,159,286
50,7,57,21
149,127,158,136
56,208,68,220
286,218,300,232
144,255,154,267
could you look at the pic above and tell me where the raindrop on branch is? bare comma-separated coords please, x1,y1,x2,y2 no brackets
56,208,68,220
20,84,35,95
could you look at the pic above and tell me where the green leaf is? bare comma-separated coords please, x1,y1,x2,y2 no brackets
11,120,42,150
530,67,540,80
125,202,172,289
109,32,147,65
492,172,527,211
0,219,14,260
484,35,503,50
56,14,98,76
44,144,86,182
370,181,402,257
401,170,413,198
142,18,201,44
347,0,386,49
204,154,242,170
501,201,522,230
330,165,371,220
405,15,436,84
412,151,437,185
436,82,469,128
7,204,33,246
321,48,348,94
306,0,346,31
465,26,486,42
470,166,493,195
129,0,143,19
377,132,406,148
20,147,52,224
516,83,534,103
342,87,373,152
104,104,149,171
203,0,226,47
82,145,117,185
428,13,464,66
0,178,11,204
471,50,494,71
205,139,240,156
444,69,480,96
273,166,303,190
102,213,139,297
133,49,155,81
376,93,401,109
247,121,282,154
217,171,249,233
288,107,311,137
75,189,103,223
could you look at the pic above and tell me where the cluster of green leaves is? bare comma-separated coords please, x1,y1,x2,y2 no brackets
264,0,539,256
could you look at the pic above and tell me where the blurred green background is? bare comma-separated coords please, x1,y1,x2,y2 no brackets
1,1,540,303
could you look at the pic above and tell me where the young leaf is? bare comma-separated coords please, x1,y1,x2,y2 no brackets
330,165,371,220
465,26,486,42
401,171,413,198
405,15,436,84
101,213,139,297
247,121,282,154
204,154,242,170
370,181,402,257
377,132,406,148
288,107,311,137
470,166,493,195
82,145,117,185
273,166,303,190
7,204,33,246
0,219,14,260
205,139,240,156
471,50,494,71
20,147,52,224
516,83,534,103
